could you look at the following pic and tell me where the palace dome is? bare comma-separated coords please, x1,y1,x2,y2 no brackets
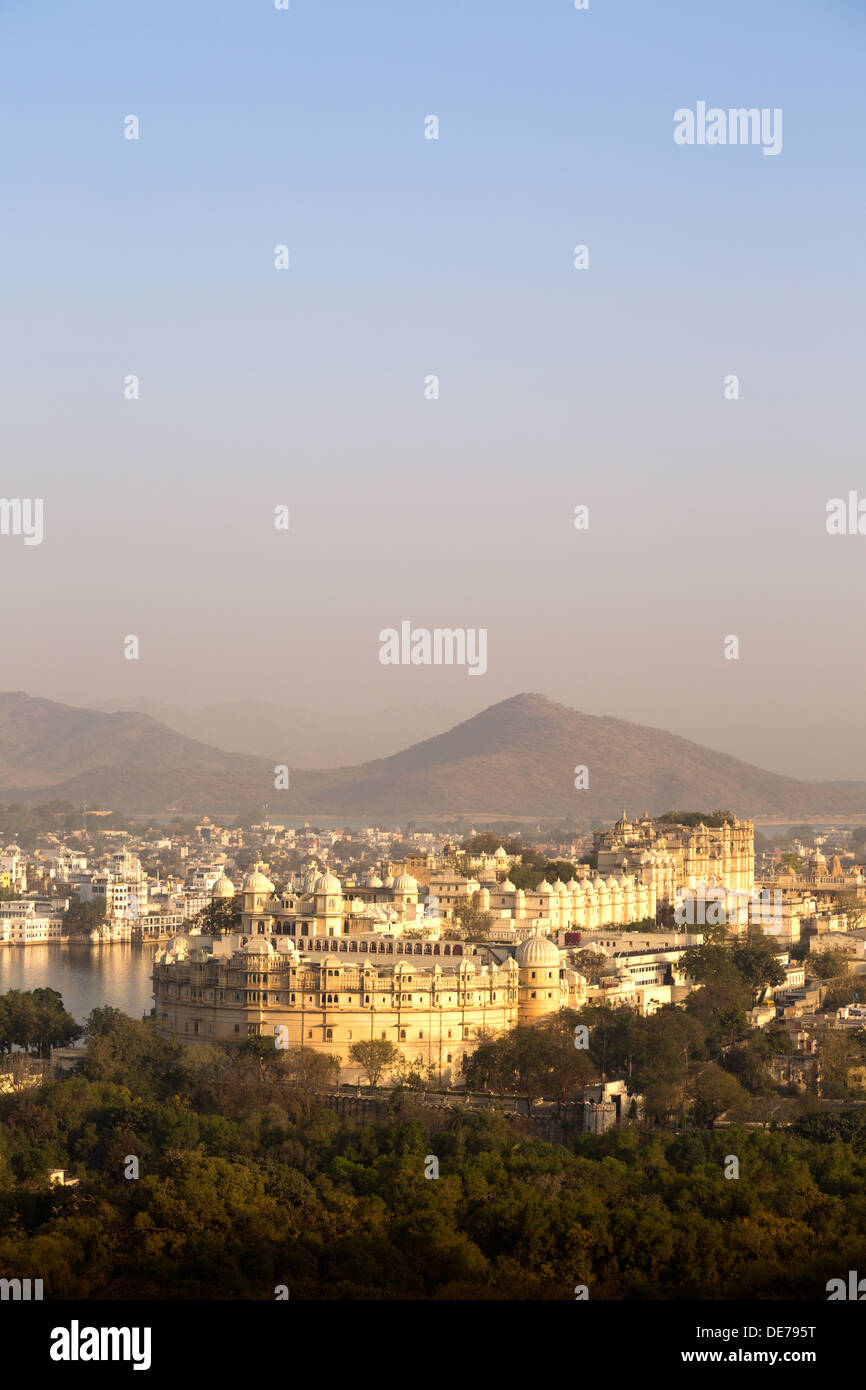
394,872,418,892
212,875,235,898
243,867,274,894
536,879,554,895
500,878,516,892
515,931,560,967
317,871,342,894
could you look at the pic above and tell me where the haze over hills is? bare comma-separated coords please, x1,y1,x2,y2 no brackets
1,691,866,822
0,693,274,813
284,694,866,821
89,696,423,769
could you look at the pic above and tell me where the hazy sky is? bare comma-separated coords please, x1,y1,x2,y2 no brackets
1,0,864,778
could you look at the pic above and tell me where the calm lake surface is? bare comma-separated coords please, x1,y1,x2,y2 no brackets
0,942,157,1024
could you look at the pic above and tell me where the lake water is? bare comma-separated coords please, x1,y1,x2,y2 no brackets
0,942,157,1024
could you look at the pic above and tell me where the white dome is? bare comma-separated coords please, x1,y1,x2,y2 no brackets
212,875,235,899
515,931,560,967
536,879,555,895
317,871,343,894
500,878,516,892
366,873,384,888
394,872,418,892
243,868,274,894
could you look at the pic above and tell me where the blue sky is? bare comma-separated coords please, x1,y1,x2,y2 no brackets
1,0,864,778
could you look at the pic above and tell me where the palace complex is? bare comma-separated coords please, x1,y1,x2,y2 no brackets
152,865,588,1082
151,814,761,1080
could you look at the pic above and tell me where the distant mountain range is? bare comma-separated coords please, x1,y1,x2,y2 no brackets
89,697,360,768
1,691,866,822
0,693,272,814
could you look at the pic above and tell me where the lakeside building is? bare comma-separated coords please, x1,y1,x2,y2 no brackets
152,867,588,1081
78,854,147,920
0,900,64,945
0,845,27,894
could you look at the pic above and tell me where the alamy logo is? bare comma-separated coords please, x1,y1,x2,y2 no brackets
0,1277,43,1300
674,886,783,929
378,622,487,676
0,498,43,545
827,1270,866,1300
673,103,782,156
50,1321,152,1371
826,493,866,535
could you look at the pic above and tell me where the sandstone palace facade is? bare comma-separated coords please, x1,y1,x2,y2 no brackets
593,811,755,898
152,867,586,1083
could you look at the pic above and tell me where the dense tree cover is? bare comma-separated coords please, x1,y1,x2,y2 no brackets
462,1016,596,1106
654,810,735,827
504,853,578,892
0,801,82,850
460,834,523,855
808,948,850,980
681,938,786,1008
0,802,164,853
0,990,81,1057
62,901,106,934
792,1109,866,1151
1,1006,865,1299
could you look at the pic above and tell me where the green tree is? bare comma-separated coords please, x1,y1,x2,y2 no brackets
282,1046,341,1114
688,1062,746,1128
807,947,850,981
0,988,81,1056
62,900,106,934
349,1038,402,1088
571,950,608,985
453,892,494,940
194,896,243,936
461,1035,516,1098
